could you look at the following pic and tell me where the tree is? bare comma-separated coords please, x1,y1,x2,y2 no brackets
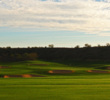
106,43,110,46
84,44,91,48
27,53,38,60
97,44,101,47
74,45,80,48
48,44,54,48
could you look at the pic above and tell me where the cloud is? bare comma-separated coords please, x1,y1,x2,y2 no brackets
0,0,110,36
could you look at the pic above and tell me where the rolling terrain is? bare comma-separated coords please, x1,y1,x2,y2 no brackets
0,60,110,100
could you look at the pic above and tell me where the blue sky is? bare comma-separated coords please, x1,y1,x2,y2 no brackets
0,0,110,47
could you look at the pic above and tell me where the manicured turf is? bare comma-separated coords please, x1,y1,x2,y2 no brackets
1,60,110,100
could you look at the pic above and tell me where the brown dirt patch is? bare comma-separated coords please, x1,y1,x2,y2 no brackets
4,75,22,78
48,70,75,74
106,67,110,70
22,74,45,78
0,66,11,69
4,74,45,78
87,70,110,73
22,74,32,78
28,64,48,66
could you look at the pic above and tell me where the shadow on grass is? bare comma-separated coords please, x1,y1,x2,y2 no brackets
42,59,110,68
1,60,110,77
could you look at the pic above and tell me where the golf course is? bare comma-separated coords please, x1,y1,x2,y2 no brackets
1,60,110,100
1,0,110,99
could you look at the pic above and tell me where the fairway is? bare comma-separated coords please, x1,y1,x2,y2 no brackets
1,60,110,100
1,0,110,99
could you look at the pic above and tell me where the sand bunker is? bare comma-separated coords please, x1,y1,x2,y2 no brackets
28,64,48,66
0,66,11,69
48,70,75,74
22,74,45,78
87,70,110,73
106,67,110,70
4,75,22,78
4,74,45,78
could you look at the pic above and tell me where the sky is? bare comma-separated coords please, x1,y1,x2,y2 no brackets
0,0,110,47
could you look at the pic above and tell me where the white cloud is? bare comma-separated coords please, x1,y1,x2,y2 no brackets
0,0,110,35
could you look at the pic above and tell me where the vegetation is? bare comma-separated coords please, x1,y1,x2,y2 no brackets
0,51,37,62
0,60,110,100
1,44,110,99
1,44,110,61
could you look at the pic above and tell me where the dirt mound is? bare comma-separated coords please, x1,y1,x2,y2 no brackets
0,66,11,69
4,74,45,78
87,70,110,73
28,64,48,66
48,70,74,74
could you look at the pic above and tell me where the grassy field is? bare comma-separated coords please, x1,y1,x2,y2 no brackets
1,60,110,100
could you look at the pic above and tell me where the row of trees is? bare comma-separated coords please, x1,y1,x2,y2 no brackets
0,52,37,62
75,43,110,48
47,43,110,48
1,44,110,62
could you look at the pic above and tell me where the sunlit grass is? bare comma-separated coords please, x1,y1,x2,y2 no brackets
1,60,110,100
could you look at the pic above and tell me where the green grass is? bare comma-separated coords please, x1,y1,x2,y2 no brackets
1,60,110,100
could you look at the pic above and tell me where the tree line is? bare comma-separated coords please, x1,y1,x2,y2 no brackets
0,47,37,62
1,44,110,62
